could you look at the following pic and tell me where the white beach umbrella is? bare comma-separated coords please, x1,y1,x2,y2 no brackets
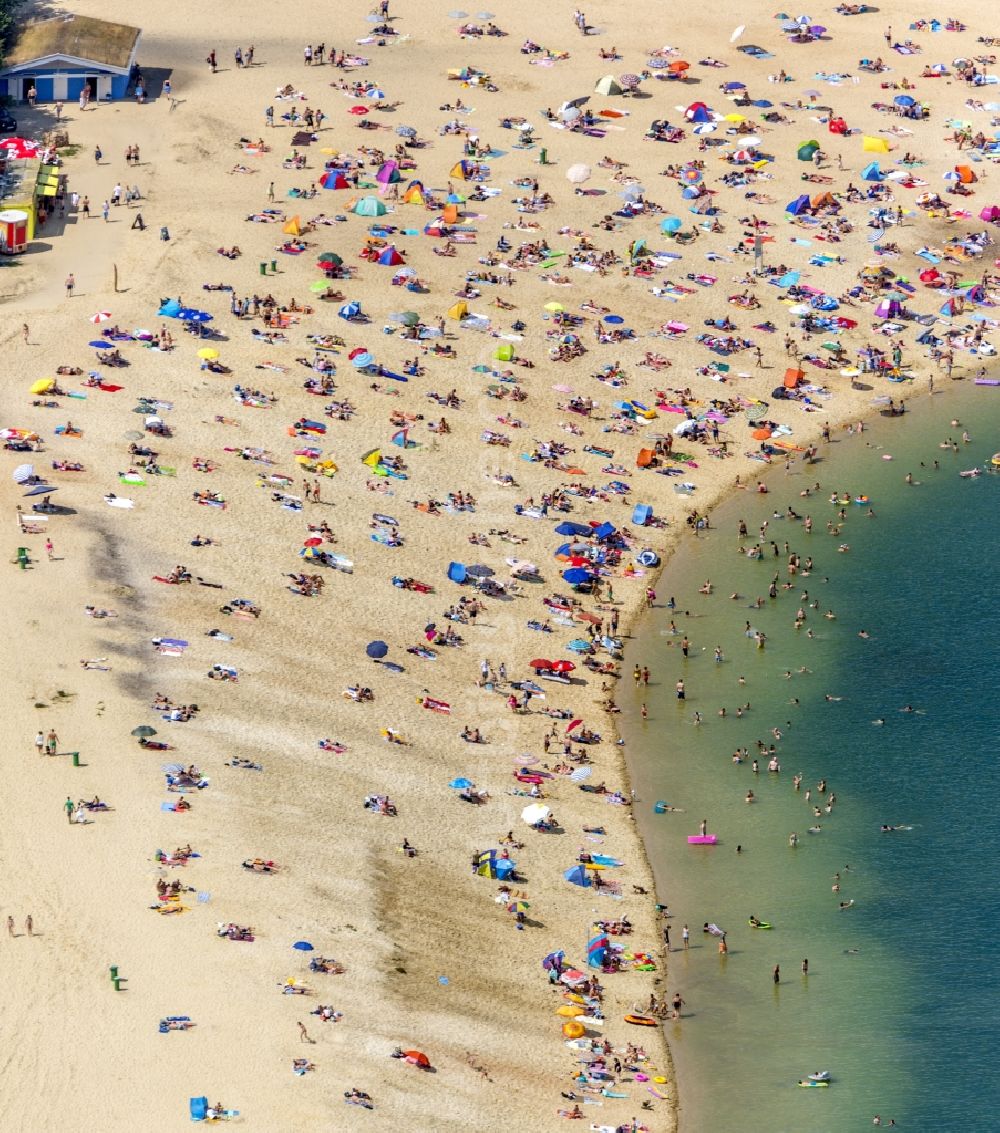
521,803,550,825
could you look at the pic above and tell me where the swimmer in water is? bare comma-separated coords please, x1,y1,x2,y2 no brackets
825,694,843,702
858,630,870,638
872,718,885,726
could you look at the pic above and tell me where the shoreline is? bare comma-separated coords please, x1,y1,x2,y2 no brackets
614,378,994,1130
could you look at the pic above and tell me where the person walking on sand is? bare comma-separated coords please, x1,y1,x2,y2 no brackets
65,273,75,297
46,730,58,756
298,1021,312,1042
22,323,29,344
6,916,14,937
34,731,44,756
25,916,32,937
45,537,54,560
64,796,75,824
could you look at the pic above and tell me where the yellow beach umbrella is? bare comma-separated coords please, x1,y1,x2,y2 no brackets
556,1004,585,1017
724,113,746,123
30,378,55,394
197,347,220,361
562,1020,586,1039
544,301,564,313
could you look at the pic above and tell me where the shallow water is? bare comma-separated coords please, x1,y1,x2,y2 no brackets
622,386,1000,1131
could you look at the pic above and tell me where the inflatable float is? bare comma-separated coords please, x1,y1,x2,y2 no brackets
687,835,717,845
624,1014,658,1027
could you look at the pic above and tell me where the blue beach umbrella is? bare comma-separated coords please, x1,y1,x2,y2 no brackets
292,941,314,951
351,351,375,368
449,777,473,789
562,568,593,584
661,216,683,233
366,640,389,659
89,339,113,348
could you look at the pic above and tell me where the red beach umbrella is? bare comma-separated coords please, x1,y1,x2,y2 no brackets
303,537,323,547
565,718,583,733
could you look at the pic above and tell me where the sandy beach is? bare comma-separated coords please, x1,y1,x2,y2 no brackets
2,0,998,1127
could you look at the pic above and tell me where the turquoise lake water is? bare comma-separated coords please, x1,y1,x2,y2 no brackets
622,386,1000,1131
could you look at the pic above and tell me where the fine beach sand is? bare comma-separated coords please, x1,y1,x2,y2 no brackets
2,0,996,1128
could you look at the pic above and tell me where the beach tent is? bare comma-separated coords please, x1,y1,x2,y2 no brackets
441,202,460,225
282,215,302,235
474,849,497,877
862,135,891,153
784,367,805,389
595,75,623,96
450,160,475,180
377,245,405,266
588,928,609,969
632,503,652,525
158,298,182,318
979,205,1000,223
785,194,811,215
402,180,425,204
320,170,350,190
875,297,903,318
554,521,592,537
353,195,387,217
685,102,713,123
447,561,468,583
564,865,592,888
376,160,401,184
861,160,884,182
190,1098,208,1121
828,116,848,134
955,165,977,184
810,191,836,209
797,139,820,161
447,300,469,320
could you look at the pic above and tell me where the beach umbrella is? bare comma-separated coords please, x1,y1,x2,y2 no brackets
569,766,592,782
619,73,641,89
551,660,575,673
544,301,565,313
391,311,420,326
12,463,33,482
366,88,386,101
179,310,213,322
131,725,157,737
562,567,593,584
661,216,683,234
565,718,584,734
556,1004,585,1017
465,564,494,578
403,1051,431,1068
292,941,314,951
564,164,591,187
396,125,417,137
317,252,343,265
89,311,112,323
529,658,554,670
303,537,323,548
197,347,219,360
560,105,582,123
449,777,473,789
668,60,691,74
646,58,670,69
594,75,623,96
29,378,55,394
123,430,144,442
339,301,362,320
366,640,389,659
23,484,56,497
722,81,746,91
349,105,369,116
350,351,375,368
730,24,746,41
563,1021,586,1039
89,340,113,348
567,639,593,653
309,280,332,293
506,900,530,913
521,803,550,825
542,950,565,970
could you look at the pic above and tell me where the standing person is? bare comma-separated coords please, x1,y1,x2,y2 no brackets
773,964,780,984
45,537,54,560
24,916,32,937
298,1021,311,1042
662,923,670,950
94,144,102,164
46,730,59,755
64,796,75,824
234,47,242,68
801,958,809,975
676,679,685,700
55,100,63,120
27,84,36,107
265,105,274,127
208,49,217,72
163,78,172,100
34,731,44,756
671,991,684,1019
682,924,690,950
6,916,14,937
304,44,313,66
101,200,110,223
267,181,274,202
81,195,90,218
22,323,29,344
247,45,255,66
